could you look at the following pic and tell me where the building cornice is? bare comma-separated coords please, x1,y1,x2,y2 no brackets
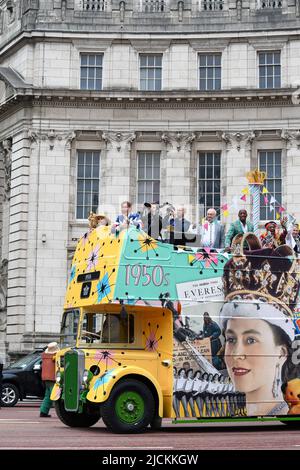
0,88,298,114
2,28,300,57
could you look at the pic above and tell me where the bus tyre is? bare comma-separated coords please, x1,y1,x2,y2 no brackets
101,379,155,434
55,399,100,428
280,419,300,428
150,416,162,430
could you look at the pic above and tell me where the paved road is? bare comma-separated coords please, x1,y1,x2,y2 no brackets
0,403,300,450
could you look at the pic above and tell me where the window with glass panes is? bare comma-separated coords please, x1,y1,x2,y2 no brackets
137,152,160,204
76,151,100,220
199,54,221,91
198,152,221,218
258,51,281,89
140,55,162,91
259,150,282,220
80,54,103,90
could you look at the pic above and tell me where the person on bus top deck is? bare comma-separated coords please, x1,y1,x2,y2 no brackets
190,208,225,249
260,219,287,249
220,237,300,416
225,209,254,249
112,201,142,234
285,223,300,254
141,202,163,240
172,206,195,247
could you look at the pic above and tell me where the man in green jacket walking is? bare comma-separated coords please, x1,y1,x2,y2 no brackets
225,209,254,248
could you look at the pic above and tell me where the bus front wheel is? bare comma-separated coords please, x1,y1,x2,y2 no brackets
101,379,155,434
280,419,300,428
55,399,100,427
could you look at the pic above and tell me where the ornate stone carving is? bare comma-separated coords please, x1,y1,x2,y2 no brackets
236,0,242,20
161,132,195,152
281,129,300,150
102,131,136,152
61,0,67,21
221,131,255,151
0,139,12,201
6,0,16,24
27,129,76,149
119,1,125,22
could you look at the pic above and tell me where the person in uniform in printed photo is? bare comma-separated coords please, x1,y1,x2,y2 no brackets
183,368,197,417
191,370,207,416
173,368,189,418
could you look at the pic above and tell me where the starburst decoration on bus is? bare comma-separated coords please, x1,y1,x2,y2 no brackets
93,368,117,395
53,386,61,400
80,229,92,247
86,245,100,271
68,264,76,285
93,350,120,371
96,272,115,303
143,323,162,352
188,247,219,270
133,234,159,260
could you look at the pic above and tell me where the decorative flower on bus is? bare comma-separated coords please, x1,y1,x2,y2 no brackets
93,350,117,368
87,245,100,271
93,368,117,391
96,272,112,303
80,229,92,247
134,234,159,259
68,264,76,285
144,324,162,352
188,247,219,270
53,386,61,400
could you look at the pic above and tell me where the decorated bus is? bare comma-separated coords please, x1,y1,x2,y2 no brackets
50,219,300,433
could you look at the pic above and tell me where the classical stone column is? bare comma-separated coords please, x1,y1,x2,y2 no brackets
0,139,12,264
160,131,195,215
0,258,8,361
281,130,300,221
101,131,136,212
221,131,255,224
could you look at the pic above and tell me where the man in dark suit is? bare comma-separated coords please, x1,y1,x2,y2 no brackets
141,202,163,240
225,209,254,248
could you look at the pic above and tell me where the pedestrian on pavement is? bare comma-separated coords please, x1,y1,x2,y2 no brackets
225,209,254,248
40,342,59,418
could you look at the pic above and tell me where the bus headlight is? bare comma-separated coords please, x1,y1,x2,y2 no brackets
56,371,61,384
82,369,89,385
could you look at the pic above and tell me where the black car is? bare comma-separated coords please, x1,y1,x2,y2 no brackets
1,350,45,406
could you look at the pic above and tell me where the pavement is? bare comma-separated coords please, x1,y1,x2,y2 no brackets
0,401,299,450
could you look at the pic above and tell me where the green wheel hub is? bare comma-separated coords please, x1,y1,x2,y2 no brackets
115,391,145,424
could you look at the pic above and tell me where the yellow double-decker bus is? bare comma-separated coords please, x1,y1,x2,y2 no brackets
50,223,300,433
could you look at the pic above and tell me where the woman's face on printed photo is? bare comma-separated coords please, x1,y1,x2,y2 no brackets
179,369,186,378
224,318,287,394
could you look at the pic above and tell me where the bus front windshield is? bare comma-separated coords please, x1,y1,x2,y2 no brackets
60,309,80,348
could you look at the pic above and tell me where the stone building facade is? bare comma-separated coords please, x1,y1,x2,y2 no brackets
0,0,300,360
